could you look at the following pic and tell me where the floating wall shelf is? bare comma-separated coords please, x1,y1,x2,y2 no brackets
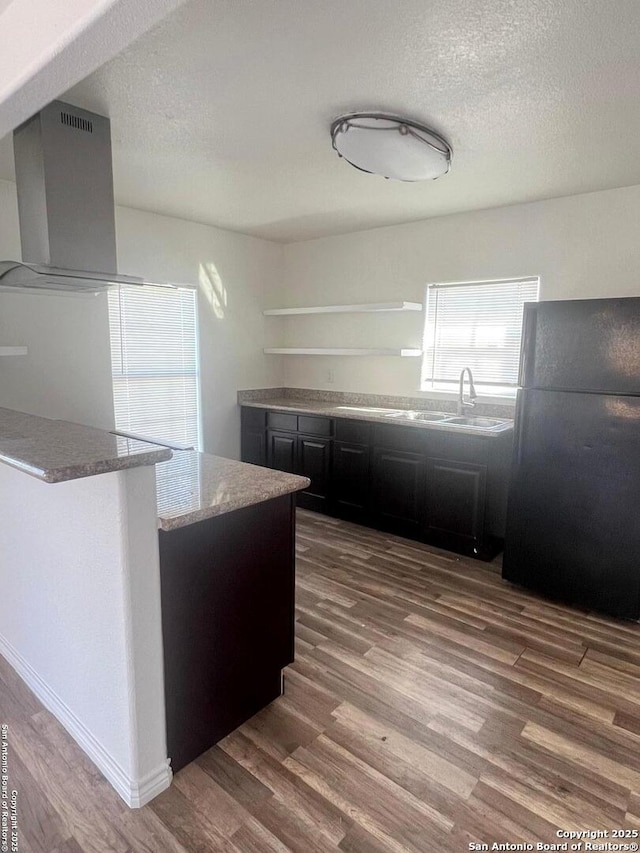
264,348,422,357
0,346,27,356
263,301,422,316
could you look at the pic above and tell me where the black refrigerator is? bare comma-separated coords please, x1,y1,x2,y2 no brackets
503,297,640,620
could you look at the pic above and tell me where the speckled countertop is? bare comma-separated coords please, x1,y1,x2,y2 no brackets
156,450,310,531
0,407,172,483
240,398,514,437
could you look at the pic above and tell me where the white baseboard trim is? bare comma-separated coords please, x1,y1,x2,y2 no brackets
128,760,173,808
0,635,172,808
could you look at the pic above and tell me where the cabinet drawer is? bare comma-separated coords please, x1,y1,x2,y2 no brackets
372,423,426,454
298,415,332,437
425,431,489,465
335,418,370,444
267,412,298,432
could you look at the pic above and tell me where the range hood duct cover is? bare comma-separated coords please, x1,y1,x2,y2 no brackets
0,100,173,293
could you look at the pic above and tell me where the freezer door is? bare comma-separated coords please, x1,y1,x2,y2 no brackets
520,298,640,394
503,388,640,619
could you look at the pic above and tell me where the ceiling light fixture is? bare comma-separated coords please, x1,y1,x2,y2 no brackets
330,112,452,182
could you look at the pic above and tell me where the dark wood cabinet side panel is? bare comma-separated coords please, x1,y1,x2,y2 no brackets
486,431,514,538
241,406,266,431
241,430,266,467
158,495,295,773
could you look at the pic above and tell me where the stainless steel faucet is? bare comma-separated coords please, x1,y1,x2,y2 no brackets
458,367,478,416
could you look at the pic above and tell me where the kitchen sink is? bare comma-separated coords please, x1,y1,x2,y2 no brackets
445,416,511,429
382,410,513,432
384,410,450,422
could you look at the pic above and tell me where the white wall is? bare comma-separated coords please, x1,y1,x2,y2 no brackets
116,206,283,458
4,175,640,442
279,184,640,399
0,178,283,455
0,463,169,807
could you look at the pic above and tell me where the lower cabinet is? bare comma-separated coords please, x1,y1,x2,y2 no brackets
240,406,267,466
158,495,295,773
370,448,426,537
425,458,487,554
297,434,331,512
332,441,370,521
267,429,331,511
245,407,511,559
241,430,266,467
267,430,297,474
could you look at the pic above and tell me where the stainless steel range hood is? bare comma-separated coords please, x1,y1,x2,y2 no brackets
0,100,173,293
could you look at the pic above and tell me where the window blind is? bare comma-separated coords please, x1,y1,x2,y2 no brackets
108,285,201,449
422,277,539,394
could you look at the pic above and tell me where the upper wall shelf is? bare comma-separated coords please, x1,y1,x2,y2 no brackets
264,348,422,357
263,301,423,316
0,347,27,356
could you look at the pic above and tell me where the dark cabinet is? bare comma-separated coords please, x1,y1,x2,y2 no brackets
241,431,266,467
159,494,295,773
242,405,511,559
267,430,297,473
425,458,487,554
266,425,331,511
333,441,370,520
241,407,266,466
297,435,331,511
371,448,426,536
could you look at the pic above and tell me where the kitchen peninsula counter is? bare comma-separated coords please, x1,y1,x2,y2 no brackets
155,450,309,530
155,450,308,773
0,407,308,799
0,405,171,482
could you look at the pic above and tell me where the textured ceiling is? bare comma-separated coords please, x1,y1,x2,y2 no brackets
0,0,187,139
1,0,640,242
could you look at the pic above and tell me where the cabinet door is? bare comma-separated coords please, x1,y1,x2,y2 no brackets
425,458,487,552
267,430,297,473
371,448,425,534
333,442,370,518
241,430,266,467
297,435,331,511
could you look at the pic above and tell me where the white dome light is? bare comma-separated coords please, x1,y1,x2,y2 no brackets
330,113,452,182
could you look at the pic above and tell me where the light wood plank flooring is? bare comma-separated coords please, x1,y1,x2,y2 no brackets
10,509,640,852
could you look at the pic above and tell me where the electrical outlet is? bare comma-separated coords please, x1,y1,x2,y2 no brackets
326,369,335,384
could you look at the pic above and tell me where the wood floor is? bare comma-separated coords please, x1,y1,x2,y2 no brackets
10,509,640,852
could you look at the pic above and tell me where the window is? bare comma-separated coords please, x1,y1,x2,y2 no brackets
108,285,201,448
422,277,539,396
